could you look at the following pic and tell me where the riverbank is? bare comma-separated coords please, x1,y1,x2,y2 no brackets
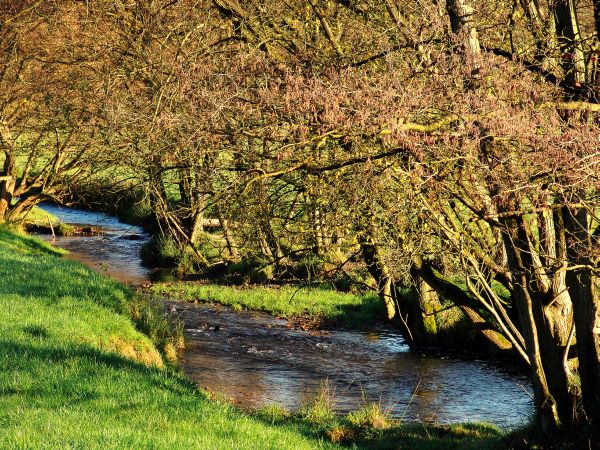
0,226,334,448
0,226,509,449
151,282,388,330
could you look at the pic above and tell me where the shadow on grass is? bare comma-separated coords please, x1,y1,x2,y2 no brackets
350,422,506,450
0,227,63,256
250,408,506,450
0,251,131,314
0,338,196,400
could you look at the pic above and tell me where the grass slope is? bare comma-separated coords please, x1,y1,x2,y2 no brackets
0,227,337,449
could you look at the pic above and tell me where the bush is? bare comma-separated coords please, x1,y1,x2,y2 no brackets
119,200,152,227
226,257,261,276
249,265,275,283
294,255,326,279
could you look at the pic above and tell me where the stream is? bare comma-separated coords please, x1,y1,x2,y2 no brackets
36,203,153,284
37,203,535,429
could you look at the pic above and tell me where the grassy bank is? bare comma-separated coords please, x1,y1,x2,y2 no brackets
0,226,508,448
0,226,339,448
151,282,388,329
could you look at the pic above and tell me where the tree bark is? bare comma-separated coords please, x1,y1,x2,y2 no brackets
445,0,481,62
411,256,518,353
593,0,600,39
554,0,587,86
502,217,562,431
360,231,398,322
0,152,16,220
564,207,600,423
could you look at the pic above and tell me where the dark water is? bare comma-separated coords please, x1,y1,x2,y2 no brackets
171,301,534,428
37,203,535,428
37,204,152,284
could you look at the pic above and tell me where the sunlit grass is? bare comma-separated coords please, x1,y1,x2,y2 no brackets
21,205,61,226
151,282,386,328
0,227,511,449
0,228,338,449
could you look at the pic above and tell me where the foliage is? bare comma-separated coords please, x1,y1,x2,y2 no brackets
2,0,600,436
140,234,181,268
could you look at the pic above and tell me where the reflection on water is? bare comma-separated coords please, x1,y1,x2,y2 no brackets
171,301,534,429
36,203,152,284
34,203,535,428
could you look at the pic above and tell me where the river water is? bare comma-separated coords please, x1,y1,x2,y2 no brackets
37,203,535,429
36,204,152,284
170,301,533,428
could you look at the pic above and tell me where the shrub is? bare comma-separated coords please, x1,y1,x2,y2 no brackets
140,234,180,267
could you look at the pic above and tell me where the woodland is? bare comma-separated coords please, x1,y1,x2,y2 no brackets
1,0,600,442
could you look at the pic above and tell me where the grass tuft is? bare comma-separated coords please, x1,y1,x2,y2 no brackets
347,402,391,429
298,381,337,424
254,404,292,424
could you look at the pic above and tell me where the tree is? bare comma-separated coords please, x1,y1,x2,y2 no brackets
0,1,102,223
35,0,599,434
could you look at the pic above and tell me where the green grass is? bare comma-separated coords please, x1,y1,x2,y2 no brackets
151,282,386,328
253,402,506,449
21,205,61,227
0,226,339,449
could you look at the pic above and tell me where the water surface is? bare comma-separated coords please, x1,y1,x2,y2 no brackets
36,203,535,428
171,301,534,428
37,203,151,284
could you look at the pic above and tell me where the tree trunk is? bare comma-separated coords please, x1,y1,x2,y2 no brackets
593,0,600,39
554,0,586,86
411,256,517,353
216,205,239,260
411,275,441,342
518,0,559,71
525,210,575,422
502,217,562,431
360,231,398,322
445,0,481,65
564,207,600,423
307,194,325,256
189,211,205,245
0,153,16,220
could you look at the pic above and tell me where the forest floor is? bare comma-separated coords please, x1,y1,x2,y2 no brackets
0,226,509,449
